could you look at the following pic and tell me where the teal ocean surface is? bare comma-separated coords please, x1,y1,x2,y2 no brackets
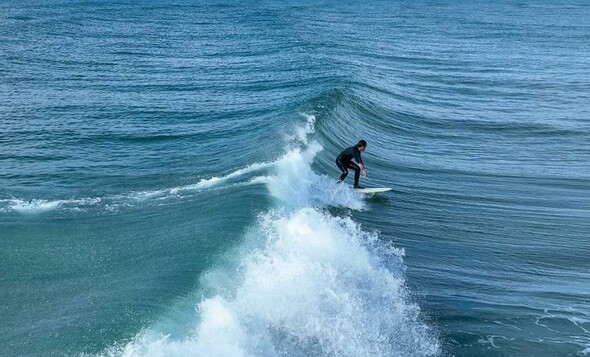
1,1,589,356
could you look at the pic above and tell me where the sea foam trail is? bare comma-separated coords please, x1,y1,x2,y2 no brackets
0,197,102,214
0,114,329,214
102,114,439,356
170,162,274,195
0,162,272,214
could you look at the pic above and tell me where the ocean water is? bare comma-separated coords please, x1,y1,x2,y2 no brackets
1,1,589,356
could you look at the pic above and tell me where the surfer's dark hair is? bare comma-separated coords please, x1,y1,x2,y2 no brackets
356,140,367,147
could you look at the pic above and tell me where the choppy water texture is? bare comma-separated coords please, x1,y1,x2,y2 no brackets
1,1,590,356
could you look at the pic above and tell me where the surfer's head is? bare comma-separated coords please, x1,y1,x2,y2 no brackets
356,140,367,151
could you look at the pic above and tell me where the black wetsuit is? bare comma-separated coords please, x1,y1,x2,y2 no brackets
336,146,363,187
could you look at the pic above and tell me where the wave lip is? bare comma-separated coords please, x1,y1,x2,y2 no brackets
170,162,274,195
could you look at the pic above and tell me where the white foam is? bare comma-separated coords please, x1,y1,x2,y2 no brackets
265,141,365,210
107,209,439,356
127,190,170,201
477,335,513,349
569,316,590,333
246,176,274,185
8,199,63,213
1,161,273,214
295,113,316,145
0,197,102,213
170,162,273,195
284,113,317,145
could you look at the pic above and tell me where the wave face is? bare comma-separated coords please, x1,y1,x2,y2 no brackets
2,1,589,357
100,116,439,357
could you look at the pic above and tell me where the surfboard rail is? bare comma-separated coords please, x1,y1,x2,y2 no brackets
352,187,392,194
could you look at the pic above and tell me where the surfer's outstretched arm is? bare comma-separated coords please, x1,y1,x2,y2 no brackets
354,140,367,177
356,155,367,177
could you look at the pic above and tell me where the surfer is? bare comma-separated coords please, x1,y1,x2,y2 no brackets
336,140,367,189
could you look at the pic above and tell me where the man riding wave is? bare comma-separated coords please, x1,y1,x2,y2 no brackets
336,140,367,189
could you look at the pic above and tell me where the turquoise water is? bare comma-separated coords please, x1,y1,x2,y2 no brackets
1,1,589,356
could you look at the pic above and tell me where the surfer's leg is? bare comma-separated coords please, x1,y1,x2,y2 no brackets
348,162,361,187
336,159,348,182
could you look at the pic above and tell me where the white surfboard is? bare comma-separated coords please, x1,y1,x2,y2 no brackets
353,187,392,194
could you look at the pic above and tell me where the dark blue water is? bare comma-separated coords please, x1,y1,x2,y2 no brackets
1,1,589,356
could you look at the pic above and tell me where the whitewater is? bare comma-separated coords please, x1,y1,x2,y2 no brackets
95,115,439,357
